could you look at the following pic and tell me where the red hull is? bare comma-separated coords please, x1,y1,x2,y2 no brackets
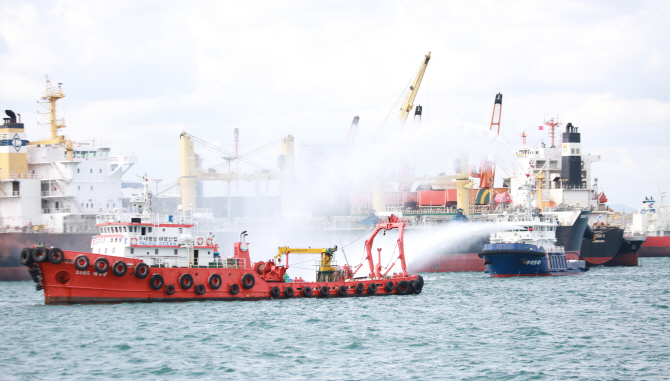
639,237,670,257
31,251,421,304
581,256,614,265
410,253,486,272
604,251,638,267
0,266,31,281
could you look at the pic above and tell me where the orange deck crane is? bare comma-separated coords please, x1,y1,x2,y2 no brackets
478,93,503,189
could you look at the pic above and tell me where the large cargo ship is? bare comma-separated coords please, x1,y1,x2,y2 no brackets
410,119,611,272
625,196,670,257
0,78,135,281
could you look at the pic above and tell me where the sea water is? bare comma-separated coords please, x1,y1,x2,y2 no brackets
1,258,669,380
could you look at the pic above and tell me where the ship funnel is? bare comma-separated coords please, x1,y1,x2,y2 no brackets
561,122,582,187
5,110,16,124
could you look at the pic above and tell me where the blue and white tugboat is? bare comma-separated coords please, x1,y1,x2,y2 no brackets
478,182,588,277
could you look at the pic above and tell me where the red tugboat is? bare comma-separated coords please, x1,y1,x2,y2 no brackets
21,182,422,304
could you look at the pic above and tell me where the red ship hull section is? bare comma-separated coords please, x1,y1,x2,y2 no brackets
604,251,638,267
639,236,670,257
581,256,613,265
34,251,421,305
0,266,31,281
410,253,485,272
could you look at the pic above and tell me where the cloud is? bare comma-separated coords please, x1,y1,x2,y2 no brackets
1,0,669,207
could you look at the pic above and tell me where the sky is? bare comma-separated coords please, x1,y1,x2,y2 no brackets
1,0,669,209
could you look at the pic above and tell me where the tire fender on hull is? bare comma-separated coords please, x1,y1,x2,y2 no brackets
150,274,164,290
74,255,89,271
179,273,194,290
134,263,150,279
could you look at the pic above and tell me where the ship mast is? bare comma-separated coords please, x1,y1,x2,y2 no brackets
28,77,74,160
543,118,561,148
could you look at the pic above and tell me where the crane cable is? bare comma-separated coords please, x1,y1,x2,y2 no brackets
383,242,399,270
375,60,426,135
342,226,375,248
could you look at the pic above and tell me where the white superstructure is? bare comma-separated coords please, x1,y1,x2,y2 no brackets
626,196,670,237
0,78,136,233
92,176,225,268
508,122,607,224
488,180,563,252
488,213,564,253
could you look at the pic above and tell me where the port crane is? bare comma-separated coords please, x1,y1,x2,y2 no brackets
371,52,476,215
178,132,294,214
398,52,431,122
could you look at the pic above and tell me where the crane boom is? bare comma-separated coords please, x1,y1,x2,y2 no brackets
479,93,503,189
397,51,431,122
275,246,339,282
